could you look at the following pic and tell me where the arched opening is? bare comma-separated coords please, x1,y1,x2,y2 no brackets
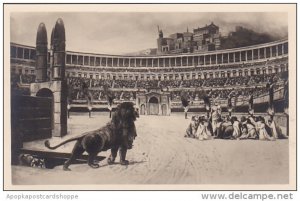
268,67,273,74
36,88,53,97
149,96,159,103
36,88,54,129
149,96,159,115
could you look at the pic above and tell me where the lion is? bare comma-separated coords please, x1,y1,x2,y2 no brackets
44,102,137,171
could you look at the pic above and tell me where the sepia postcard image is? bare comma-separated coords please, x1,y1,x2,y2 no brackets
3,3,297,190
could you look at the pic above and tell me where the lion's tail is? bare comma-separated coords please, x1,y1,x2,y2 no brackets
44,137,81,150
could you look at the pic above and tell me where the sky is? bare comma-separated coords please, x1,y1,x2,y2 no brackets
10,12,288,55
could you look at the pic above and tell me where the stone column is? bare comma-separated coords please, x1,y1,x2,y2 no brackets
70,54,73,65
51,18,67,137
270,47,273,57
22,47,25,59
233,53,235,63
192,57,195,66
99,57,102,66
15,47,18,59
35,23,48,82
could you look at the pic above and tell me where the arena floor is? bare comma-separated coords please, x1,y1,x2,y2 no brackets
12,112,289,186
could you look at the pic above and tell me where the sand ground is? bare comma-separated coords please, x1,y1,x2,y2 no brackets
12,112,289,185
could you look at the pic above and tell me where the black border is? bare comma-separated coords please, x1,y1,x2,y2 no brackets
2,2,297,192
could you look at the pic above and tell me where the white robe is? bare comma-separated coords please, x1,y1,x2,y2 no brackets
257,121,275,141
232,121,241,138
195,122,212,140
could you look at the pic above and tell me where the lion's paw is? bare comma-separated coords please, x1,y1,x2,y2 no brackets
63,166,71,171
120,160,129,166
89,163,100,168
107,157,115,165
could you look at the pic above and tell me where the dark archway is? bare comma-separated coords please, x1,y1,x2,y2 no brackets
36,88,53,98
149,96,159,104
149,96,159,115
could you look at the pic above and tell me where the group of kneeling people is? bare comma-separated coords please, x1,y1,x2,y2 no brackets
184,112,288,141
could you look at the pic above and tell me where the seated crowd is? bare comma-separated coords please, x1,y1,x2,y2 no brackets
159,80,181,88
114,79,136,88
170,84,280,103
11,69,286,90
70,88,136,102
203,77,227,87
137,80,159,89
68,77,113,88
11,68,286,104
226,76,250,86
181,79,204,88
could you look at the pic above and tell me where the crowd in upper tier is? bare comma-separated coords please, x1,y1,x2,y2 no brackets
67,71,286,90
68,82,281,103
169,86,271,102
10,68,287,103
11,71,286,89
